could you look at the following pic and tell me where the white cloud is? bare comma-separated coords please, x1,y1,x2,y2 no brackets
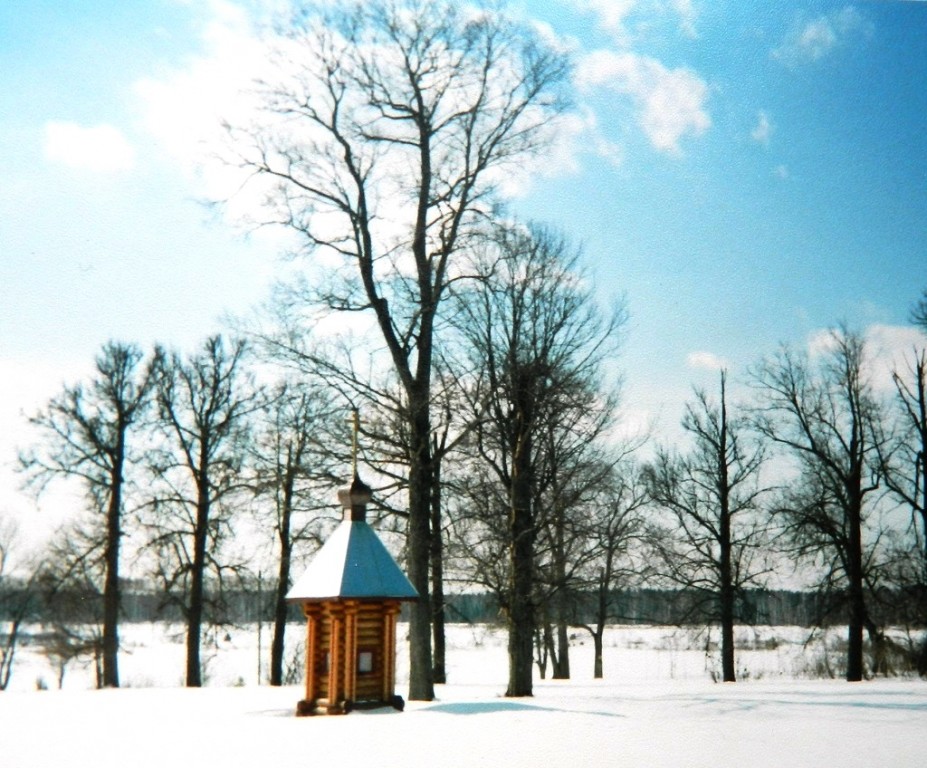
134,0,271,180
773,6,870,67
686,351,730,371
806,327,842,359
570,108,625,168
612,403,656,444
576,0,638,43
774,164,789,179
751,111,773,145
135,0,702,201
577,0,698,42
132,0,305,238
795,18,838,60
671,0,698,38
490,109,593,195
864,323,927,392
590,133,626,168
497,104,624,179
0,355,95,550
806,324,927,393
577,49,710,153
43,122,136,172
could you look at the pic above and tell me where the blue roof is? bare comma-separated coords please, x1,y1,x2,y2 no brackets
286,519,418,602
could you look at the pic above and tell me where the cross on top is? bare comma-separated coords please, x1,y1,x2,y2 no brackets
348,408,361,476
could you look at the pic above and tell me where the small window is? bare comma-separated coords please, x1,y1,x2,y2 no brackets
357,650,374,675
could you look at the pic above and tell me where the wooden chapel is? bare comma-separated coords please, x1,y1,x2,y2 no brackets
286,473,418,715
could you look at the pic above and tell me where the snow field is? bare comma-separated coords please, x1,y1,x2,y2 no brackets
2,623,925,768
9,622,858,691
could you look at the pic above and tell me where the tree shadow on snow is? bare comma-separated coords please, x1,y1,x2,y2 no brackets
422,700,624,718
667,690,927,715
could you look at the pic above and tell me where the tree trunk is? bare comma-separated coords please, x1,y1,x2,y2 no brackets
719,509,736,682
542,621,556,677
911,354,927,580
552,619,570,679
506,390,535,697
505,370,537,696
186,487,209,688
865,618,891,676
0,620,20,690
94,644,104,689
551,514,570,680
720,592,736,682
406,395,435,701
270,568,289,685
102,444,124,688
534,624,549,679
507,520,535,696
593,569,609,679
846,500,865,682
593,629,604,679
917,626,927,677
270,473,294,686
718,375,736,683
430,458,447,684
506,598,534,697
846,598,865,682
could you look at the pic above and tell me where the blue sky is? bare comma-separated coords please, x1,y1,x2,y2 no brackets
2,1,926,543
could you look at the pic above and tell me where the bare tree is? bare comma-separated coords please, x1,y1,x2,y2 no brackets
147,336,258,687
224,0,570,700
424,369,471,683
911,288,927,332
20,341,152,688
752,328,887,681
0,517,39,691
534,430,616,680
575,466,649,679
886,350,927,569
249,317,464,683
36,522,111,689
264,326,478,684
881,347,927,672
645,371,769,682
250,378,341,685
448,223,624,696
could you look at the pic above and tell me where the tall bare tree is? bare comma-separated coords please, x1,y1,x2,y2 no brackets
249,320,461,682
534,424,616,680
20,341,152,688
448,223,624,696
885,351,927,569
148,336,257,687
645,371,769,682
752,328,887,681
881,347,927,672
250,378,340,685
576,467,649,679
224,0,569,699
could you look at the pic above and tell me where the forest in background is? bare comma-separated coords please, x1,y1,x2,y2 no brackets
2,584,922,629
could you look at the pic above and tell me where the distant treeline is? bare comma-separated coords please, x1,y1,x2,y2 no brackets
445,588,924,629
3,583,922,629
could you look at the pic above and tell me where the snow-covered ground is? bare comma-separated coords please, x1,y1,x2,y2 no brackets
3,624,925,767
